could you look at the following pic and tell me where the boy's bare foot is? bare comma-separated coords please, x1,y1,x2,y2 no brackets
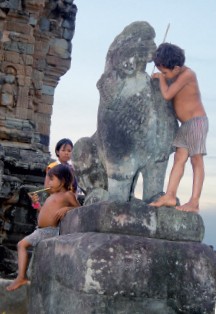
149,194,176,207
6,277,29,291
176,201,199,213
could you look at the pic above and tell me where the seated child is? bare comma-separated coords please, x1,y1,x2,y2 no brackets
6,164,80,291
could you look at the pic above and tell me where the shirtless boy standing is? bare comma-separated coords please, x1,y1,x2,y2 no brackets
6,164,80,291
150,43,208,212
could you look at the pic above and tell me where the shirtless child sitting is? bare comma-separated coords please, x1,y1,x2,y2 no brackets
150,43,208,212
6,164,80,291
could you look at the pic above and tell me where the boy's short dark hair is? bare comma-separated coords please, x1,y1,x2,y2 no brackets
47,164,74,191
55,138,73,157
153,43,185,69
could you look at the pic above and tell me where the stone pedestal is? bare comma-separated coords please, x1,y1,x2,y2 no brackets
28,200,216,314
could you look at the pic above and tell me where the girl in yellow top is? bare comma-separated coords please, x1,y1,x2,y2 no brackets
45,138,77,193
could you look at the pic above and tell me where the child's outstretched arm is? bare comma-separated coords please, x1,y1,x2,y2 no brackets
152,69,193,101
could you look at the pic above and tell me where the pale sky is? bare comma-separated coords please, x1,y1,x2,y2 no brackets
50,0,216,248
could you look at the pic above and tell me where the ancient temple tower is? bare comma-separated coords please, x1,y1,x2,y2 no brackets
0,0,77,269
0,0,77,152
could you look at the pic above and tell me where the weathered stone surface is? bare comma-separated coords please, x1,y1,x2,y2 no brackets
27,199,214,314
72,134,108,195
72,21,178,204
0,278,28,314
0,0,77,150
0,245,17,274
28,232,216,314
60,199,205,242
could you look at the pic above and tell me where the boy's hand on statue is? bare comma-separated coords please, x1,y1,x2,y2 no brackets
56,207,69,220
151,72,160,79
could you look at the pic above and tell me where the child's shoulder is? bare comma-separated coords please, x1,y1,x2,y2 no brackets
177,66,196,84
182,66,196,78
64,190,76,197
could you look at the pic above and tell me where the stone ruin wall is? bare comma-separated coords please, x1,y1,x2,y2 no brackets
0,0,77,151
0,0,77,275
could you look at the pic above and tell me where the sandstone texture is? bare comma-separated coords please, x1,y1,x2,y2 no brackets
60,199,205,242
0,278,28,314
28,203,216,314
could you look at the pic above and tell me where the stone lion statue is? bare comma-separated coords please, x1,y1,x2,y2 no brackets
72,21,178,205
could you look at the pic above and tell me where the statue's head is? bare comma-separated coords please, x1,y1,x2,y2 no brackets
105,21,156,75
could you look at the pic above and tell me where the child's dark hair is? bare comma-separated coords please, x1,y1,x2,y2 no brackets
153,43,185,69
47,164,74,191
55,138,73,157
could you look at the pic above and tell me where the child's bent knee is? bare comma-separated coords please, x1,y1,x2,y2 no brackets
17,239,28,250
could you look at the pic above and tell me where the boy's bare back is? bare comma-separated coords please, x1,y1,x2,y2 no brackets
38,190,79,228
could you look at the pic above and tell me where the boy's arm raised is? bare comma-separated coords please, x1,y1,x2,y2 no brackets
154,69,193,101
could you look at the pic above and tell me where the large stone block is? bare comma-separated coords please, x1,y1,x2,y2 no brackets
60,200,205,242
5,21,33,35
28,232,216,314
0,279,28,314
